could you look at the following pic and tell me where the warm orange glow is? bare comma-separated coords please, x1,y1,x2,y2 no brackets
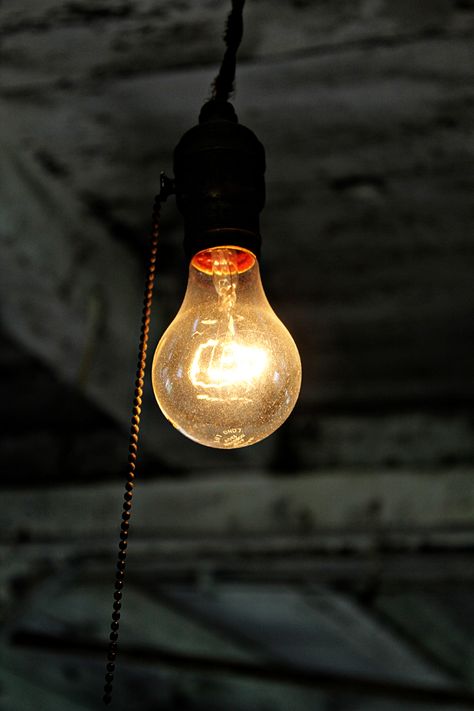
192,247,255,275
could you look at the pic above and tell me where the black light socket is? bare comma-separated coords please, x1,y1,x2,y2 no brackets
173,100,266,261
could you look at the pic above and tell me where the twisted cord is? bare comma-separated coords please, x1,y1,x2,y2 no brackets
103,197,161,705
212,0,246,101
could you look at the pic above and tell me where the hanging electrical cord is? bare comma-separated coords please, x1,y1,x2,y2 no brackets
212,0,245,101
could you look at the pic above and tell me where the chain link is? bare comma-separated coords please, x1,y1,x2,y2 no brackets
103,197,161,705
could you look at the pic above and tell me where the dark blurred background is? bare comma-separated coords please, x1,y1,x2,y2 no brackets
1,1,474,709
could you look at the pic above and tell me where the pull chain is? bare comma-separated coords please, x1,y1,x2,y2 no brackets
102,197,161,705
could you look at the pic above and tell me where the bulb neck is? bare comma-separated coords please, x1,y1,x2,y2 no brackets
173,100,266,262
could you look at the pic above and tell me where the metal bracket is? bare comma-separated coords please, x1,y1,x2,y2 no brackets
158,172,176,203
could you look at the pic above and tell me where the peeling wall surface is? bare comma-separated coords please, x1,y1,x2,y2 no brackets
1,1,474,710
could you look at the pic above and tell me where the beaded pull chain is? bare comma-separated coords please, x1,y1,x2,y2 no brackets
102,196,161,705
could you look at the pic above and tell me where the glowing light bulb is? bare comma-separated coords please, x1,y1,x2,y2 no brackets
152,247,301,449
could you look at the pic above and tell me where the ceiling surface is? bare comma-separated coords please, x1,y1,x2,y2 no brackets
1,1,474,710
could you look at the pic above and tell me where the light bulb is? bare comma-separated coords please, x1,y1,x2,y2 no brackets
152,247,301,449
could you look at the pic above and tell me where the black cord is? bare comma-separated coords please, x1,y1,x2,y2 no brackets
212,0,246,101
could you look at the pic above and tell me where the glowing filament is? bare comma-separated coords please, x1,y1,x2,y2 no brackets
190,340,268,389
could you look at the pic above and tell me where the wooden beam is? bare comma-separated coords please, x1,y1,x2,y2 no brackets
11,631,474,708
2,470,474,586
4,469,474,538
